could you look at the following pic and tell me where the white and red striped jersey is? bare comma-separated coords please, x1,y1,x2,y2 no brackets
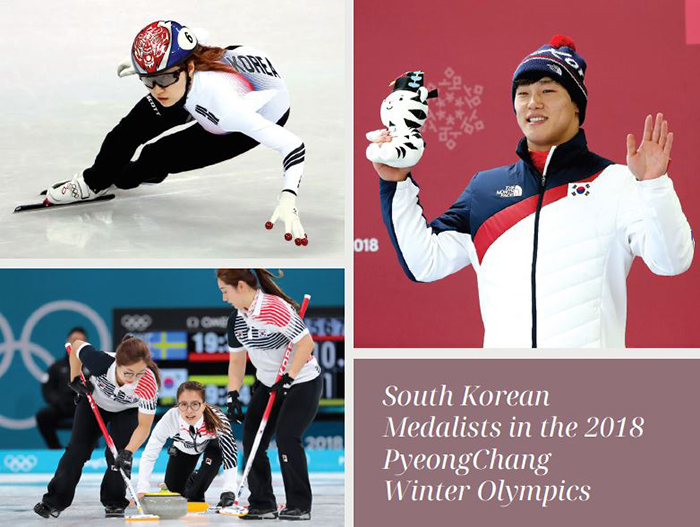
227,290,319,387
76,343,159,414
137,406,238,494
183,46,305,194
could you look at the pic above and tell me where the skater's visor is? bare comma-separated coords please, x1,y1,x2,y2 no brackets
139,68,184,89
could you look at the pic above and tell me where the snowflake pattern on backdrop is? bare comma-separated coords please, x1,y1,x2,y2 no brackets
425,67,485,151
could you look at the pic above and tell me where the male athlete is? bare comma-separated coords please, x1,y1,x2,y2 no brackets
371,35,694,348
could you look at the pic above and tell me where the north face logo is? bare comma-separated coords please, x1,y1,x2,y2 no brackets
496,185,523,198
548,64,562,76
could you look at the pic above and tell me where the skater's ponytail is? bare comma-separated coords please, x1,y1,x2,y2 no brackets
188,45,238,76
115,335,161,388
177,381,228,434
216,269,300,311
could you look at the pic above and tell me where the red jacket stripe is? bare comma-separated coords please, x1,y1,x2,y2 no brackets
474,172,601,263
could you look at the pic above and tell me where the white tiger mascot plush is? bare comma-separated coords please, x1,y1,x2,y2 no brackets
366,71,438,168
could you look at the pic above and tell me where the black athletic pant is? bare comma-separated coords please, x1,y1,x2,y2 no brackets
42,397,138,510
83,94,290,192
243,375,322,511
163,440,223,502
36,404,74,449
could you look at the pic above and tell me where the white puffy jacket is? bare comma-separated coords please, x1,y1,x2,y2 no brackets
380,130,694,347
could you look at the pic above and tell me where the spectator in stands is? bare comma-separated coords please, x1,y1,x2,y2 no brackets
36,327,88,449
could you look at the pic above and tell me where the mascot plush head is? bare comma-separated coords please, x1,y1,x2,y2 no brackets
380,71,439,129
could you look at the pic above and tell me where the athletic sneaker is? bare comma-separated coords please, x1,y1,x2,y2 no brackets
241,506,279,520
104,505,125,518
33,501,61,518
279,507,311,521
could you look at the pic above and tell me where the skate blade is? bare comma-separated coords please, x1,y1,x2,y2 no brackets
14,194,115,213
218,505,248,517
125,513,160,521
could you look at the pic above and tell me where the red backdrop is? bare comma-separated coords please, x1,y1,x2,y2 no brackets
354,0,700,348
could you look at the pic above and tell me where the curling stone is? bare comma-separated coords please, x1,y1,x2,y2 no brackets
141,490,188,519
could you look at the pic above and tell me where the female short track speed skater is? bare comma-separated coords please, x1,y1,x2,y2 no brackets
136,381,238,507
46,20,308,246
217,269,322,521
34,335,161,519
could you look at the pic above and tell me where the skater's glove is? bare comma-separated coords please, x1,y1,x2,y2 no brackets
270,373,294,398
265,191,308,246
226,390,244,424
217,491,236,508
68,376,92,404
115,449,133,479
117,57,136,77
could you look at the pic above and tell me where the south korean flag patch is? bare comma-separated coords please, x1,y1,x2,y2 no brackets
568,182,591,197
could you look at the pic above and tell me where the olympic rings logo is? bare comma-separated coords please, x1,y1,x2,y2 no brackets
0,300,110,430
3,454,38,472
120,314,153,332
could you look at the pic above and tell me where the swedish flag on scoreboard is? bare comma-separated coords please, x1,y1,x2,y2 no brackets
145,331,188,360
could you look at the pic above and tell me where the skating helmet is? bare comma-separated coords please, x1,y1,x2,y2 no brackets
131,20,198,75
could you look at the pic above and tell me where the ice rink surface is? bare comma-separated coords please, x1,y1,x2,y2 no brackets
0,0,345,259
0,472,344,526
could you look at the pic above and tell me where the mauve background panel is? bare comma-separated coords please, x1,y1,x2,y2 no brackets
354,359,700,525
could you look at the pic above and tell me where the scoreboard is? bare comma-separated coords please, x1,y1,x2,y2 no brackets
112,307,344,412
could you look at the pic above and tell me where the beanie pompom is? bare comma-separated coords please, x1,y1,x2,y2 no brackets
549,34,576,51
